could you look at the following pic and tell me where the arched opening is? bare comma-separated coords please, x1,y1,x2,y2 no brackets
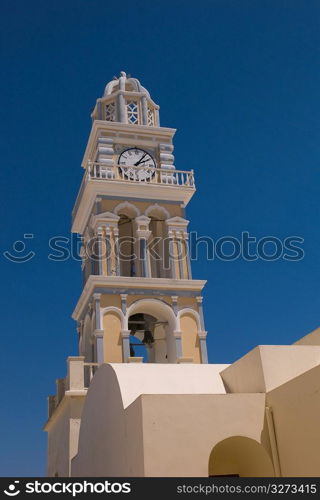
149,216,169,278
118,214,135,277
208,436,275,477
127,299,177,363
128,313,156,361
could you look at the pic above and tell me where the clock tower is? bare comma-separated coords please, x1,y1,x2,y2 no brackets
73,71,208,367
45,72,209,476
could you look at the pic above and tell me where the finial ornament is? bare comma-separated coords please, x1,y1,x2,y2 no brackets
120,71,126,78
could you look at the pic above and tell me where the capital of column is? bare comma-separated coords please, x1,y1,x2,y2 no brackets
121,329,131,339
93,293,101,302
196,296,203,304
198,330,207,339
93,329,104,338
173,330,182,339
136,229,151,239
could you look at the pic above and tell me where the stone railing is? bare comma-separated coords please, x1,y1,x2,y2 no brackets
87,162,195,187
72,162,195,222
47,357,98,419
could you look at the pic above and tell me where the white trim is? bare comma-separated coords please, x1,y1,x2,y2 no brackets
125,298,178,331
72,275,206,321
81,121,176,168
145,203,171,220
177,308,201,331
100,306,125,330
113,201,140,217
72,181,194,234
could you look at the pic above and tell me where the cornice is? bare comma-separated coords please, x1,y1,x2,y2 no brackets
82,120,176,167
72,275,207,321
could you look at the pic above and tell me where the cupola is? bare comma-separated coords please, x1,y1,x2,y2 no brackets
91,71,160,126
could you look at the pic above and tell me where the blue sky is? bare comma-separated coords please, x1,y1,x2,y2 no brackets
1,0,319,476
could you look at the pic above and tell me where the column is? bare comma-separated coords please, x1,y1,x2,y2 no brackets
120,294,127,315
176,233,184,279
77,320,84,355
173,330,183,360
134,216,151,277
114,227,120,276
93,293,104,364
117,92,126,123
92,213,120,276
121,330,131,362
198,331,208,364
183,231,192,279
105,226,112,276
196,296,205,331
96,227,103,275
141,95,148,125
139,238,149,277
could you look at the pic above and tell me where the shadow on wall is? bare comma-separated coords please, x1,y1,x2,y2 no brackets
208,436,275,477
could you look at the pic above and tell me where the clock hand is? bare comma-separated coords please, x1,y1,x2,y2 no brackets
134,153,147,166
135,160,149,165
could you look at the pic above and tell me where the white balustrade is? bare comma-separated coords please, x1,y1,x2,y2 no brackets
87,162,195,188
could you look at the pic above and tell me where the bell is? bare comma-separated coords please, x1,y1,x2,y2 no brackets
142,330,154,346
142,330,154,345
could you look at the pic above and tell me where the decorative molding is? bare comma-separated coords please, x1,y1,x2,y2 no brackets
177,307,201,331
100,306,125,329
145,203,171,220
113,201,140,217
121,329,131,339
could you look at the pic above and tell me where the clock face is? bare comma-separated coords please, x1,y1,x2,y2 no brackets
118,148,156,181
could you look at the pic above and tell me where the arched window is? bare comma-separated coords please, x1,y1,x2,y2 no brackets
118,214,135,277
149,216,168,278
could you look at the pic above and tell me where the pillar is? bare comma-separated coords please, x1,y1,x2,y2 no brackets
93,293,104,364
141,95,148,125
121,330,131,362
198,331,208,364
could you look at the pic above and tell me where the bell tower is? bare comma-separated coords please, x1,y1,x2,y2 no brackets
72,71,208,366
45,73,209,477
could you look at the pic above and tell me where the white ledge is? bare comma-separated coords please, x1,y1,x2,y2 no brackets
72,275,206,321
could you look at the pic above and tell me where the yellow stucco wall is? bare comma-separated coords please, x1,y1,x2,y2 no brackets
103,312,123,362
180,313,201,363
101,294,121,309
127,295,172,307
178,297,197,309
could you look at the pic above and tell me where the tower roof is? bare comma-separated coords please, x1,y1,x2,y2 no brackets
104,71,151,98
92,71,159,126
